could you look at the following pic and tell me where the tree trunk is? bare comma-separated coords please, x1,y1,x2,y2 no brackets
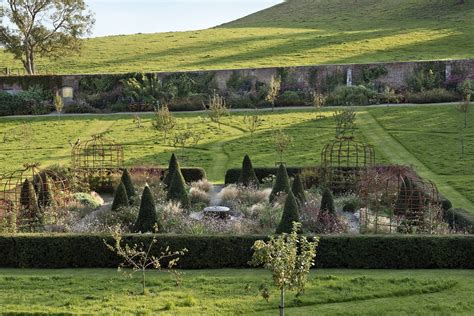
279,287,285,316
23,46,36,75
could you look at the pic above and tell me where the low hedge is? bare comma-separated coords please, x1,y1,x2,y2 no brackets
225,167,304,185
129,167,206,183
0,234,472,269
444,208,474,234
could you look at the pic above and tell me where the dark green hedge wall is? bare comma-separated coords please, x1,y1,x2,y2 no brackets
0,234,472,269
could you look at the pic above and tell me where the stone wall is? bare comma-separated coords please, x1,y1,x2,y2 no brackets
1,59,473,96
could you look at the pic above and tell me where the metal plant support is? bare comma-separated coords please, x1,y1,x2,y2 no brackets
71,135,124,191
359,166,441,234
0,163,69,230
321,137,375,193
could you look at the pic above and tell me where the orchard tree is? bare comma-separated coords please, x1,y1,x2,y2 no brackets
0,0,95,74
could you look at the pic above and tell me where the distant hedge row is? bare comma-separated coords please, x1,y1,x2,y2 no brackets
130,167,206,184
225,167,305,185
0,234,472,269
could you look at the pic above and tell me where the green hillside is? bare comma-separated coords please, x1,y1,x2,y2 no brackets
0,0,472,74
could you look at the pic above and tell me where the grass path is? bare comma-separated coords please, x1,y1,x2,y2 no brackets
358,110,474,211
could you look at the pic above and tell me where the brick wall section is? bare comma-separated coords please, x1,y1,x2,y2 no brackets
1,59,473,93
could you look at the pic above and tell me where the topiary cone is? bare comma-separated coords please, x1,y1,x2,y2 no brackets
269,164,291,203
276,190,300,234
320,187,336,215
292,173,306,205
166,166,190,208
134,185,160,233
111,181,129,212
164,153,179,187
121,169,136,203
238,154,259,188
20,178,40,222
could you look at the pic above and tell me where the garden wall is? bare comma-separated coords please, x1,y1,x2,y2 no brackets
0,234,473,269
1,59,473,97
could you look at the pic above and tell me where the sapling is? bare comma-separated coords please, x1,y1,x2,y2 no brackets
251,222,319,316
104,225,187,295
273,129,293,163
266,75,281,112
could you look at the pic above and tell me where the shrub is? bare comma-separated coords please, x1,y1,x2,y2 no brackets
73,193,102,209
134,185,160,233
325,85,377,106
225,167,303,185
269,164,291,203
291,174,306,204
405,89,459,104
276,190,300,234
444,208,474,234
238,155,259,188
406,66,444,92
111,182,129,212
275,90,306,107
120,169,136,203
164,154,179,187
64,100,101,114
166,167,190,208
320,187,335,215
1,235,472,269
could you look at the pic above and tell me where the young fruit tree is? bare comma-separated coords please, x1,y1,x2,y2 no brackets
54,92,63,119
205,91,229,130
251,222,319,316
243,113,264,138
104,226,187,295
0,0,95,74
273,129,293,163
266,75,281,111
152,105,176,142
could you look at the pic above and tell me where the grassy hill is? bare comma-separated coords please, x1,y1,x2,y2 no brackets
0,0,472,74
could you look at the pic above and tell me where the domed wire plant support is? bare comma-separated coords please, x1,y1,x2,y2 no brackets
0,163,70,231
358,166,441,234
71,134,124,192
321,137,375,194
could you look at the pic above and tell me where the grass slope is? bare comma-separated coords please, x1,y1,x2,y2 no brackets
0,104,472,210
0,0,472,74
0,269,473,314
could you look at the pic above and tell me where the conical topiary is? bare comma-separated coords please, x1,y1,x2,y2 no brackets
238,154,259,188
38,173,55,208
276,190,300,234
134,185,160,233
111,181,129,212
164,153,179,187
20,179,43,229
166,166,190,208
121,169,136,203
320,187,335,215
269,164,291,203
291,174,306,205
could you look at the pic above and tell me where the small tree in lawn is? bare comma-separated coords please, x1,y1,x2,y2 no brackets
104,225,187,295
121,169,136,204
111,182,129,212
310,90,326,119
291,174,306,205
276,190,300,234
320,187,336,215
239,154,259,188
164,154,179,187
270,164,291,203
205,91,229,130
251,222,319,316
266,75,281,111
54,92,64,119
134,185,161,233
166,166,190,208
273,129,293,163
243,113,264,138
152,104,176,142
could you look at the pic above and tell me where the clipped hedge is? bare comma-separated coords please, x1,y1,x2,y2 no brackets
225,167,303,185
0,234,472,269
444,208,474,234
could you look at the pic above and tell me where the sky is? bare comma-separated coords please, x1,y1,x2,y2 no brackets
87,0,283,37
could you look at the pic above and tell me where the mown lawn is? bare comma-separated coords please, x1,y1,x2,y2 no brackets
0,0,472,74
0,269,473,315
0,104,472,210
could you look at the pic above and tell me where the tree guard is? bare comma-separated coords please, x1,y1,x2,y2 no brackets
0,163,69,231
321,137,375,193
71,134,124,191
359,166,441,234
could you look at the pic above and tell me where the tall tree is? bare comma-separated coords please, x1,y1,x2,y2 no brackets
0,0,95,74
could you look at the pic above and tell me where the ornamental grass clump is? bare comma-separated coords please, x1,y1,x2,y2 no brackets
269,164,291,203
111,182,129,212
251,222,319,316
